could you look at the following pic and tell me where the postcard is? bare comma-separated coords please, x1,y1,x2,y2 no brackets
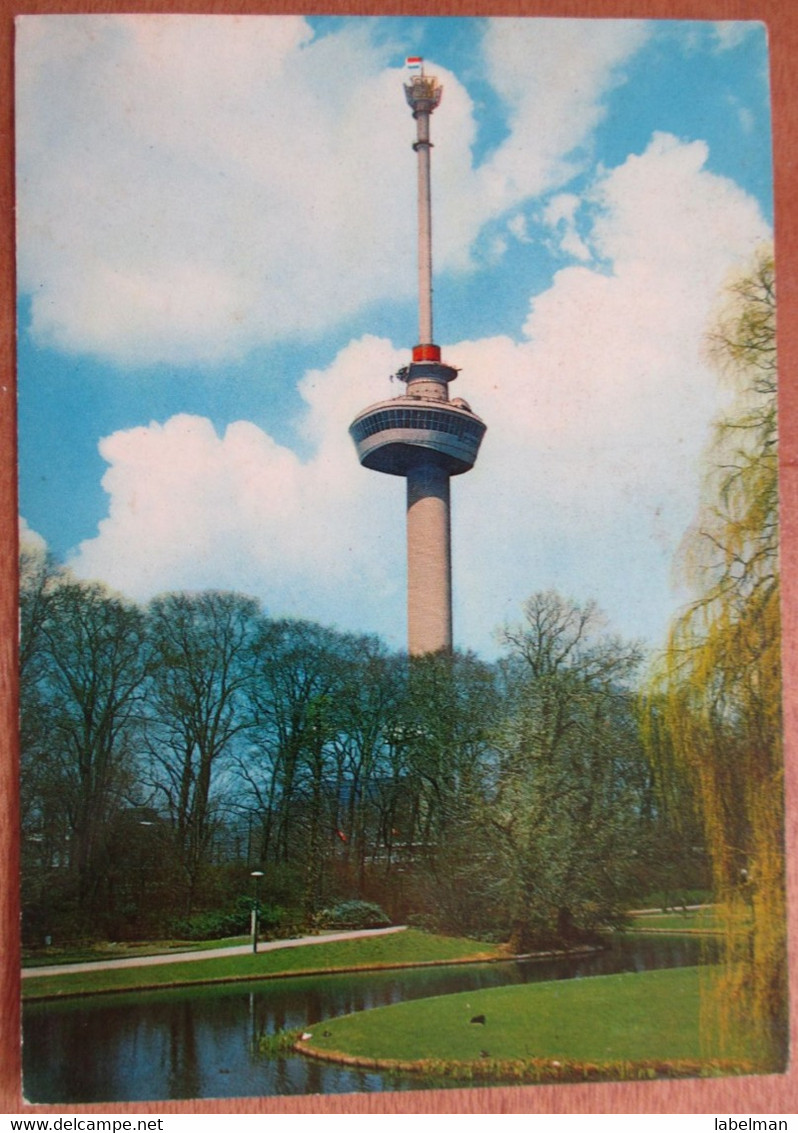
9,8,793,1114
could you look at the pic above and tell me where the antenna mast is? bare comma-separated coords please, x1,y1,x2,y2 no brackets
404,64,442,350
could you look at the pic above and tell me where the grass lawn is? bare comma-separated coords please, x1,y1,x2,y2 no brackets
629,909,724,933
22,929,502,1000
22,935,251,967
298,966,754,1080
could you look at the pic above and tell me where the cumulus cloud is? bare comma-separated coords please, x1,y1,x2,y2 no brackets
16,14,650,368
19,516,47,556
70,337,409,639
67,132,771,653
16,16,410,366
451,133,769,646
541,193,591,261
476,18,650,211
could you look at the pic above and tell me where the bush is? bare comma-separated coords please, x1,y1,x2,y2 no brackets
405,911,438,932
164,896,392,943
315,900,391,931
169,895,290,941
168,908,247,941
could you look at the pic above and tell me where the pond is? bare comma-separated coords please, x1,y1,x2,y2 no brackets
22,933,714,1104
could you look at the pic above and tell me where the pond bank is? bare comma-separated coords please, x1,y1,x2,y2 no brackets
23,940,604,1002
21,928,509,1001
22,924,409,979
24,934,719,1103
23,924,703,1003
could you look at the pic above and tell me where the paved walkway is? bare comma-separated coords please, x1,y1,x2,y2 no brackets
22,925,407,979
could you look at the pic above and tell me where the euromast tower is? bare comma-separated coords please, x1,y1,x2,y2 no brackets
349,63,486,655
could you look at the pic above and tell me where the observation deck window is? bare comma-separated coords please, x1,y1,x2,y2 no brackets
351,406,483,445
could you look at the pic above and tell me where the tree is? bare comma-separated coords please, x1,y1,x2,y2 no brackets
145,591,260,914
391,650,500,931
20,569,150,937
19,544,63,864
644,251,785,1066
240,618,356,913
19,543,70,941
492,590,649,950
322,637,403,894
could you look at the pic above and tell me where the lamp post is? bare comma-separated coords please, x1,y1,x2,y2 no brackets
250,870,264,954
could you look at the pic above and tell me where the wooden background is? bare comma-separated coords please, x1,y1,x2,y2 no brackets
1,0,796,1115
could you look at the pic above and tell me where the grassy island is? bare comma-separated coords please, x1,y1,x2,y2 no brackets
295,965,757,1084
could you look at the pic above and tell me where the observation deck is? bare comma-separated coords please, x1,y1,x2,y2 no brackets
350,391,486,477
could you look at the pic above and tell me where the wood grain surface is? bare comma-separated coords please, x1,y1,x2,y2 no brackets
2,0,796,1115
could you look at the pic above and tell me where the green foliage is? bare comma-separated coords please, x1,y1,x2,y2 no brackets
168,895,292,941
315,900,391,930
21,528,690,951
20,565,671,948
258,1028,304,1057
643,250,786,1065
384,650,502,934
485,591,652,950
168,898,248,942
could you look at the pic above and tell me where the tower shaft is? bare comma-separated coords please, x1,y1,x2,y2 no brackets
407,461,452,655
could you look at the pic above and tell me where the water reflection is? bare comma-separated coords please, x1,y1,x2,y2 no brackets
23,934,714,1104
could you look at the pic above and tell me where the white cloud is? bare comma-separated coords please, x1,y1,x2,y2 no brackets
67,133,771,654
19,516,47,556
476,18,650,212
450,132,769,647
541,193,592,261
507,214,531,243
711,22,756,52
16,14,650,368
69,337,409,640
16,16,418,366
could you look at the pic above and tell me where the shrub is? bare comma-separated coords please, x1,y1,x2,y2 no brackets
168,909,247,941
405,912,438,931
169,895,289,941
315,900,391,931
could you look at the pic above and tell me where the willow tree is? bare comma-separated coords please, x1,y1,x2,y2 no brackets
645,251,785,1067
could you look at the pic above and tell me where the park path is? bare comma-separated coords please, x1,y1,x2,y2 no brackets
22,924,407,979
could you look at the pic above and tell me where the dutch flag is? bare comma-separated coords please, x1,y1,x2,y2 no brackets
405,56,423,71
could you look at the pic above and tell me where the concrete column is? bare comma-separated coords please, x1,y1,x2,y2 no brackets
406,460,452,655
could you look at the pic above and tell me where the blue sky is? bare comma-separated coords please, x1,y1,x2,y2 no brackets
16,15,773,658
